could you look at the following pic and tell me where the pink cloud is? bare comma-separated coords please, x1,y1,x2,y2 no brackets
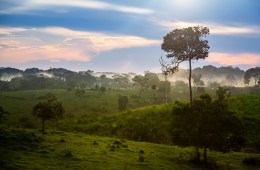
207,52,260,65
0,45,90,64
0,27,161,64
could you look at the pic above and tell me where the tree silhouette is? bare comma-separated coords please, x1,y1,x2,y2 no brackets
162,26,210,104
244,67,260,86
172,93,244,163
32,96,64,133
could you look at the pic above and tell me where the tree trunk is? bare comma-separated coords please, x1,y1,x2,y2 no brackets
165,74,168,104
188,57,192,105
203,145,207,163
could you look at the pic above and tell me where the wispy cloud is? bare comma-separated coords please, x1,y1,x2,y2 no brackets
207,52,260,66
158,20,260,36
0,27,160,64
42,27,161,51
0,0,153,15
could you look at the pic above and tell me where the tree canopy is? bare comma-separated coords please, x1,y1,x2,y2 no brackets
32,96,64,133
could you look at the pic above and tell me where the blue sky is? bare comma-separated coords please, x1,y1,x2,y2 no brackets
0,0,260,73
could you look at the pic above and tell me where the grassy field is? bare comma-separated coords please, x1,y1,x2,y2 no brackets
1,129,259,170
0,87,259,128
0,88,162,127
1,89,260,169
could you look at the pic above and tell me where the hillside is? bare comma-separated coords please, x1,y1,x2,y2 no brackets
1,129,259,170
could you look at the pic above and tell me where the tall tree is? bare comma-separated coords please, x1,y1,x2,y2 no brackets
161,26,210,104
244,67,260,86
32,96,64,133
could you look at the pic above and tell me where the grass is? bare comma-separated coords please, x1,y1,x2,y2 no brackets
0,89,162,127
1,129,259,170
228,94,260,120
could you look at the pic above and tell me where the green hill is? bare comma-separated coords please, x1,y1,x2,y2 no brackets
1,129,259,170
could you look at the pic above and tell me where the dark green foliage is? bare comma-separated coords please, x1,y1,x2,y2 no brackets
172,93,244,162
118,95,128,111
0,106,9,123
32,96,64,133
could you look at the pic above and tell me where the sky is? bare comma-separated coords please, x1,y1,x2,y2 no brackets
0,0,260,73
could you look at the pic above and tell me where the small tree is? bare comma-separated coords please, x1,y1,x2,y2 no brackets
162,26,210,105
118,95,128,111
172,93,244,163
32,96,64,133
